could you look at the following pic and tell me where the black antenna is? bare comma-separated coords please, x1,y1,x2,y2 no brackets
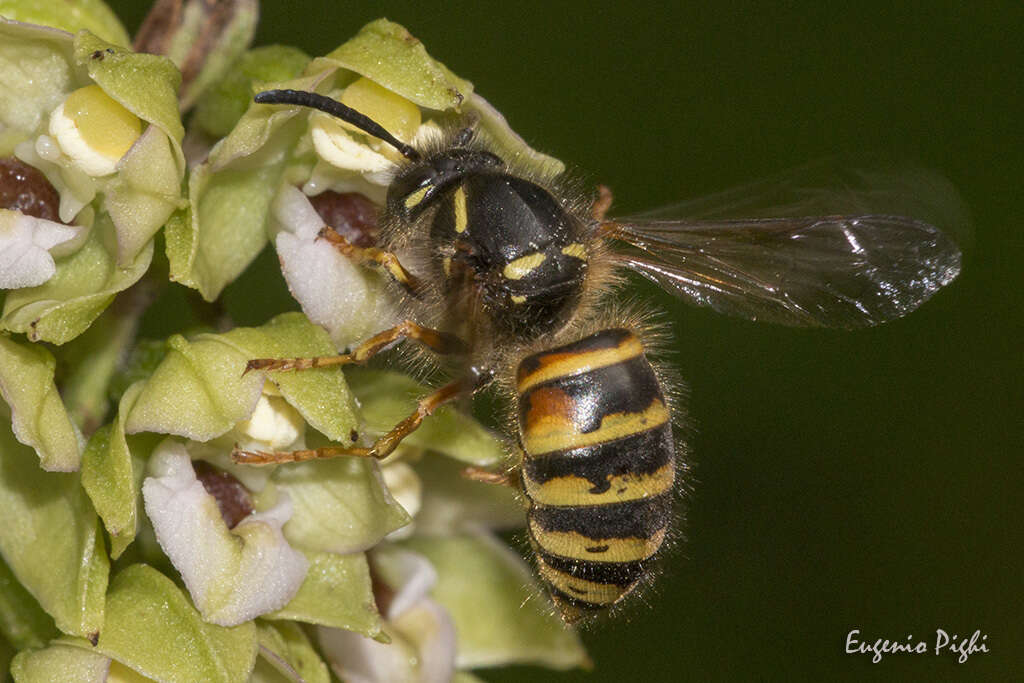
254,89,421,162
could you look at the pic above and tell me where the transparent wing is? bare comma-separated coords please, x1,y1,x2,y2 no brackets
605,162,966,328
628,158,973,244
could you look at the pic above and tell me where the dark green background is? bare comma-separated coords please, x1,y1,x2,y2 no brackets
118,1,1022,680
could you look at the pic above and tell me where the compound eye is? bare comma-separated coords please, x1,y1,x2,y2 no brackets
387,166,439,218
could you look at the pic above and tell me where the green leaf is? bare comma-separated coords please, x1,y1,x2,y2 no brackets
255,620,330,683
321,19,473,111
0,421,108,639
346,368,506,466
0,0,130,48
273,457,410,554
266,550,381,637
0,554,57,650
0,335,82,471
193,45,311,138
10,642,110,683
70,564,258,683
0,19,75,151
0,213,154,345
74,31,184,148
401,533,589,671
125,313,357,443
81,382,154,559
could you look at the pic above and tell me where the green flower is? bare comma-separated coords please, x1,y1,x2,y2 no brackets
0,17,184,344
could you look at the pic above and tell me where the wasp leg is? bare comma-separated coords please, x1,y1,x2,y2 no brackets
591,184,614,222
461,466,522,489
244,320,467,374
233,372,483,465
318,226,422,295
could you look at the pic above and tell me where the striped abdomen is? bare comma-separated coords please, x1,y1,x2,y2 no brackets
516,328,674,622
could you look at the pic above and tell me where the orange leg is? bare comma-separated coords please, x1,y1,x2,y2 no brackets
244,320,467,374
318,226,422,295
461,466,521,489
233,374,478,465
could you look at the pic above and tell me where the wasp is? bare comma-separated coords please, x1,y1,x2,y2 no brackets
233,88,962,622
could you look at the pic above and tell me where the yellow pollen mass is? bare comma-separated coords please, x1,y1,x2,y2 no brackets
503,251,546,280
340,77,421,143
51,85,142,176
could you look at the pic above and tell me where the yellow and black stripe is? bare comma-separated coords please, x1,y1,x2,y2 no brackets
516,328,675,622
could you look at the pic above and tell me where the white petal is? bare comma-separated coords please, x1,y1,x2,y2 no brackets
318,625,417,683
142,440,308,626
373,546,438,621
0,208,78,288
316,598,456,683
392,599,457,683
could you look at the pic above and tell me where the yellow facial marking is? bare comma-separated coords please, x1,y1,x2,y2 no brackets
524,464,675,507
453,185,468,233
503,251,547,280
404,185,430,209
523,398,670,456
561,242,588,260
530,520,667,563
511,295,527,304
442,256,452,277
537,560,630,605
516,334,644,393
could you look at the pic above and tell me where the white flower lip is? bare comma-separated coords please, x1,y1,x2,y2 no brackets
0,208,78,288
376,547,437,621
142,440,309,626
318,548,456,683
273,185,400,349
